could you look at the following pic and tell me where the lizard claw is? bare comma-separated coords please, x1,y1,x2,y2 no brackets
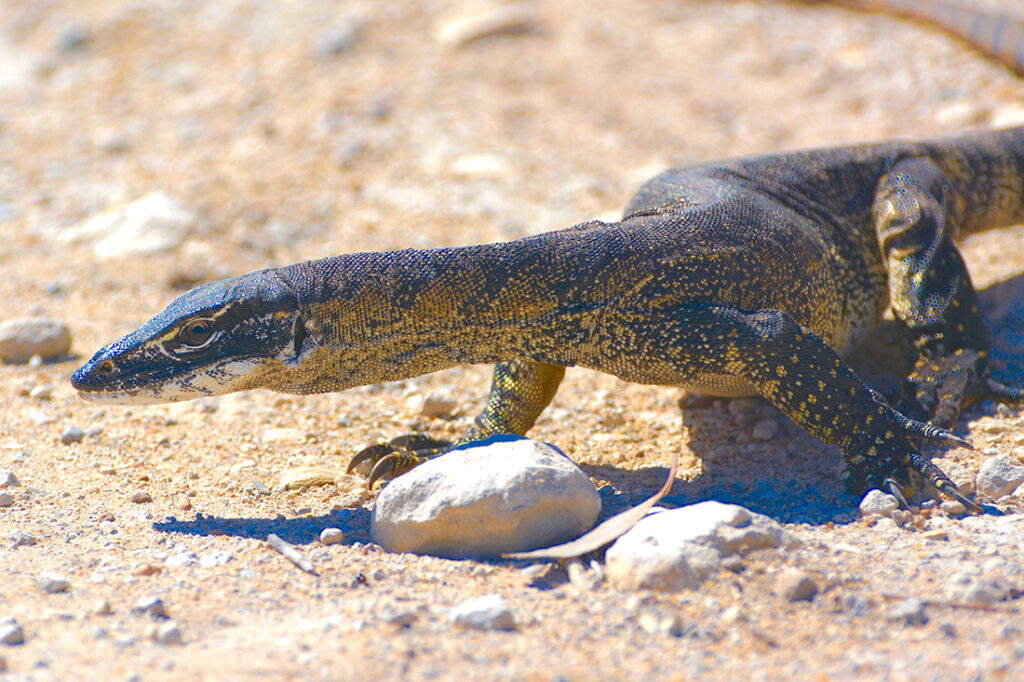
347,434,454,485
883,476,911,510
347,442,394,476
891,411,973,449
368,453,401,488
935,479,984,513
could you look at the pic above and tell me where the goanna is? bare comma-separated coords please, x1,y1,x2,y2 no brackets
73,127,1024,512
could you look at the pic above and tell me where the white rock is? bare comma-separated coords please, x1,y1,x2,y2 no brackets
0,493,11,507
371,435,600,558
605,501,797,592
0,471,18,488
58,192,196,258
859,489,899,518
0,318,71,363
976,456,1024,499
165,550,198,568
449,595,515,630
154,621,183,645
198,551,232,567
37,572,70,593
319,528,345,545
0,622,23,646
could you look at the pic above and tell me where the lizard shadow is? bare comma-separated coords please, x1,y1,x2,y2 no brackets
583,272,1024,526
152,506,376,545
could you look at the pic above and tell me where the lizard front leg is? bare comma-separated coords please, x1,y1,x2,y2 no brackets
638,303,978,508
348,360,565,484
874,156,1024,427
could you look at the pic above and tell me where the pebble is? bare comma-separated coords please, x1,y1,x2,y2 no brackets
165,550,198,568
131,491,153,504
408,392,458,419
37,572,70,593
57,192,197,259
960,577,1007,605
54,23,90,53
940,500,967,517
888,598,928,626
776,569,819,602
10,531,36,547
93,600,112,616
60,426,85,445
320,528,345,545
199,551,233,568
858,489,899,518
921,529,947,541
975,456,1024,498
751,418,779,441
0,318,72,363
434,3,541,48
153,621,183,646
314,22,360,57
448,595,516,631
636,605,685,636
605,502,798,591
0,621,24,646
132,597,167,619
29,384,54,400
0,492,11,507
372,435,600,558
0,470,18,488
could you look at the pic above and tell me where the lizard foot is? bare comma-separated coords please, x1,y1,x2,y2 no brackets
844,398,983,513
898,349,1023,428
347,434,452,487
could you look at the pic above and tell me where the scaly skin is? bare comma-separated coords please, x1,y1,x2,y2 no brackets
73,127,1024,511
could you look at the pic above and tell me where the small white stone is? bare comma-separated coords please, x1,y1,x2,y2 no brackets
0,471,18,488
0,492,12,507
319,528,345,545
0,623,24,646
165,550,198,568
58,192,197,259
407,392,458,419
154,621,183,646
132,597,166,619
37,572,70,593
449,595,515,631
859,489,899,518
976,456,1024,499
29,384,54,400
751,419,779,441
198,551,232,568
0,318,72,364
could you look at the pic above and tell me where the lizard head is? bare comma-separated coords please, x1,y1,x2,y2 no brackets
71,270,309,404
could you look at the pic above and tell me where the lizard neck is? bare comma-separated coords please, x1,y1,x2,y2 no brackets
271,228,608,391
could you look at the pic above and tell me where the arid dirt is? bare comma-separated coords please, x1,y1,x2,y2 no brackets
2,1,1024,680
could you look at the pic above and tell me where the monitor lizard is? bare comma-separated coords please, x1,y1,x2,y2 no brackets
73,126,1024,535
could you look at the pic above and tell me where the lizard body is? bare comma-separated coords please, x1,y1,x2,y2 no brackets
73,127,1024,508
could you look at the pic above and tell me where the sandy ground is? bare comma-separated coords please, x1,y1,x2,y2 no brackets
2,0,1024,679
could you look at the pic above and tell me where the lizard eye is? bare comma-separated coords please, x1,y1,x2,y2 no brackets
182,320,214,347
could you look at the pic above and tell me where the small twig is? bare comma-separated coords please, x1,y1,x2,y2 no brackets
267,533,318,575
880,593,1019,614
